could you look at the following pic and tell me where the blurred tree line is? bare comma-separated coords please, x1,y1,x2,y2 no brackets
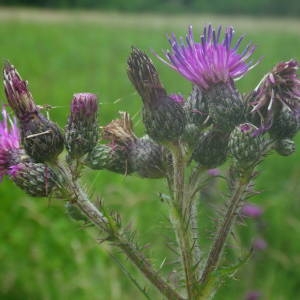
1,0,300,16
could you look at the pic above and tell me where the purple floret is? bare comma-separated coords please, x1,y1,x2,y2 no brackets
0,107,20,180
71,93,98,118
156,25,257,90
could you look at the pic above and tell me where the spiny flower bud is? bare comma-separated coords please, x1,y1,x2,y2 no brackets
3,63,64,162
20,113,64,162
184,85,210,127
65,93,99,159
206,82,245,132
228,123,264,167
269,108,299,140
274,138,295,156
84,143,133,175
8,162,62,197
129,135,167,178
127,47,186,142
192,129,229,168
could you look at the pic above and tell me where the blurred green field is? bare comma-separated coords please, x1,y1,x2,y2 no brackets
0,8,300,300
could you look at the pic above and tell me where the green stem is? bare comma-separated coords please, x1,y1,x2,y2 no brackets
199,174,252,292
58,163,184,300
170,143,199,299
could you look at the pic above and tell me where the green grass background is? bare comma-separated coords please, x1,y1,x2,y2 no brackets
0,8,300,300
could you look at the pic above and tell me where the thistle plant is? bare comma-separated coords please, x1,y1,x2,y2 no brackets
1,25,299,299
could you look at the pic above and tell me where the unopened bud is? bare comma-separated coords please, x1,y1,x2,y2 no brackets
84,143,133,175
193,129,229,168
65,93,99,158
129,135,167,178
184,85,209,126
269,108,299,140
207,82,245,132
8,162,62,197
229,123,264,167
3,63,64,162
127,47,186,142
274,138,295,156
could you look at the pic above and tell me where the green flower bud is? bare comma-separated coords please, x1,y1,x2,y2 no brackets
129,135,167,178
84,143,133,175
207,82,245,132
269,108,299,140
274,138,295,156
193,129,229,168
228,123,264,167
127,47,186,142
184,85,210,126
8,162,62,197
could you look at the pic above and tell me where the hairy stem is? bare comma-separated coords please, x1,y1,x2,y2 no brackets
58,163,184,300
199,173,252,289
170,143,199,299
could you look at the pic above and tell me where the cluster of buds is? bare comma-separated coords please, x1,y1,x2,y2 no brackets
85,112,168,178
1,24,299,202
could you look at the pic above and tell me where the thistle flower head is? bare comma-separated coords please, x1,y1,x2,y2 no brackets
251,59,300,128
3,62,64,162
65,93,99,158
3,62,38,119
228,123,264,168
127,47,167,107
0,106,21,180
7,162,63,197
157,25,257,90
85,143,133,175
127,47,186,142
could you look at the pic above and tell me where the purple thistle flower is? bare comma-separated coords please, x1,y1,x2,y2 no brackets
241,203,264,219
0,106,21,180
251,60,300,130
156,25,257,90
